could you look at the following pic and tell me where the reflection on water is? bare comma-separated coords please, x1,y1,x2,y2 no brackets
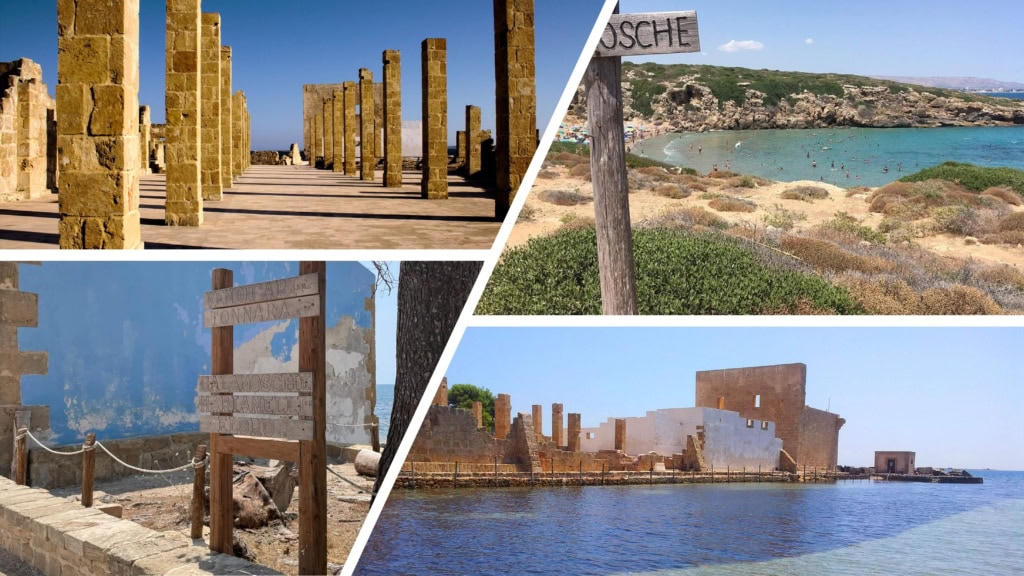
357,471,1023,576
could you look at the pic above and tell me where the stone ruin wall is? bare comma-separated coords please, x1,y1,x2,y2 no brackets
799,406,844,469
0,59,56,202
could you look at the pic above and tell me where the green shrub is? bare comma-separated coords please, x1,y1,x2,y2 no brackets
763,204,807,230
781,186,831,202
478,226,862,315
899,162,1024,196
820,212,887,245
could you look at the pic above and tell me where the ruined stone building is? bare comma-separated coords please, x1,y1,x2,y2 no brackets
875,451,915,474
0,59,56,202
695,363,845,469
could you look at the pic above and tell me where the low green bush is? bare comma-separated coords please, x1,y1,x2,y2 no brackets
478,226,862,315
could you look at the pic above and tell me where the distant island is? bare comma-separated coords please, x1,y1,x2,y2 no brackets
871,75,1024,93
572,63,1024,131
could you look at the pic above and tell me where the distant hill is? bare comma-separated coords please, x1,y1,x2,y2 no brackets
871,76,1024,92
568,63,1024,131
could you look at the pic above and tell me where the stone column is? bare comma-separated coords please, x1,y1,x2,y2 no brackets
455,131,466,163
551,403,563,447
472,401,483,429
138,105,151,174
164,0,203,226
342,81,357,175
332,90,343,172
358,69,375,181
219,46,232,188
420,38,447,199
56,0,143,248
322,97,334,171
567,413,581,452
200,13,222,201
374,83,384,163
531,404,543,441
614,418,626,452
494,393,511,439
244,104,250,170
232,91,244,177
382,50,402,187
493,0,537,219
16,78,50,196
465,105,481,177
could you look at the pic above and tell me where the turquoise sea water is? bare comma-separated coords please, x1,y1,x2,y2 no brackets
356,471,1024,575
635,126,1024,188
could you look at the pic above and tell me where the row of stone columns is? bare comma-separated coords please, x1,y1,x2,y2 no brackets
301,0,535,216
0,59,56,202
55,0,251,248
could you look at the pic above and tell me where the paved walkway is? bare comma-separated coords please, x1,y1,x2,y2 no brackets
0,165,502,249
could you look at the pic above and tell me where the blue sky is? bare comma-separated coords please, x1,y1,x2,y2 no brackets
446,327,1024,470
361,261,397,386
619,0,1024,82
0,0,605,150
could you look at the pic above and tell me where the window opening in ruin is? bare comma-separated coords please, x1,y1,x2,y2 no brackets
586,432,595,439
755,394,761,408
746,419,754,428
717,397,725,409
761,421,769,430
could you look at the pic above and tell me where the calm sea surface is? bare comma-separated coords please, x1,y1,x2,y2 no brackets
357,470,1024,575
376,384,393,438
635,126,1024,188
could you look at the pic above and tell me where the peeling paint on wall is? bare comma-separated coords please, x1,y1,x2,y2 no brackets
19,262,375,445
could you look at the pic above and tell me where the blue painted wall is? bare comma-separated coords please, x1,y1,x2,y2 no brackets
18,262,374,444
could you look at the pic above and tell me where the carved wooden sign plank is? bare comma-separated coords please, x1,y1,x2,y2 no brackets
204,273,320,310
204,295,320,328
596,11,700,58
197,373,314,394
200,415,314,441
196,395,313,418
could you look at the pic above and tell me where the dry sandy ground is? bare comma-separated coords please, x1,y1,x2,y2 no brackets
512,164,1024,269
50,463,373,575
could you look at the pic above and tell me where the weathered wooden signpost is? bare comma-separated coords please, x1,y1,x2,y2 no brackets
587,8,700,314
199,262,327,576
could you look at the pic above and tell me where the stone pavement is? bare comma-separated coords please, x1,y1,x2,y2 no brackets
0,165,502,249
0,547,43,576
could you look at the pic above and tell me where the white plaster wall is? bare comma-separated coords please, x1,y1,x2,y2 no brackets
580,407,781,470
232,317,374,447
402,121,423,157
701,410,782,470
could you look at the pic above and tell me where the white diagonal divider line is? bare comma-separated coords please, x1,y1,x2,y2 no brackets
338,1,625,574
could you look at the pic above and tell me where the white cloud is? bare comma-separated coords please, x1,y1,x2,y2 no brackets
805,38,815,45
718,40,764,53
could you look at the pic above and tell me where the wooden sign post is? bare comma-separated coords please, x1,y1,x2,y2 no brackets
200,263,327,576
587,7,700,315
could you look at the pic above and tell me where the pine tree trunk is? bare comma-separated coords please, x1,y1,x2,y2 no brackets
372,261,482,497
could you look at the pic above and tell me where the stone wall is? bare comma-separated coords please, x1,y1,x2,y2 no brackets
26,432,206,489
0,59,54,202
874,451,915,474
800,407,844,469
0,262,49,478
0,476,281,575
409,405,501,465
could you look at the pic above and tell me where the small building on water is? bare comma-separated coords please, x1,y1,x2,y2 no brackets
875,451,916,474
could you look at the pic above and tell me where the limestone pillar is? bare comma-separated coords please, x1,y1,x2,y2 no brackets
56,0,143,248
531,404,543,441
138,105,151,174
358,69,375,181
382,50,402,187
465,105,481,177
455,131,466,163
551,403,563,447
243,104,250,170
567,413,581,452
164,0,203,226
322,97,334,170
200,13,222,200
420,38,447,199
232,91,244,177
342,81,357,175
472,401,483,429
614,418,626,452
16,79,49,196
332,90,343,172
374,83,384,163
219,46,232,189
494,393,511,439
493,0,537,218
